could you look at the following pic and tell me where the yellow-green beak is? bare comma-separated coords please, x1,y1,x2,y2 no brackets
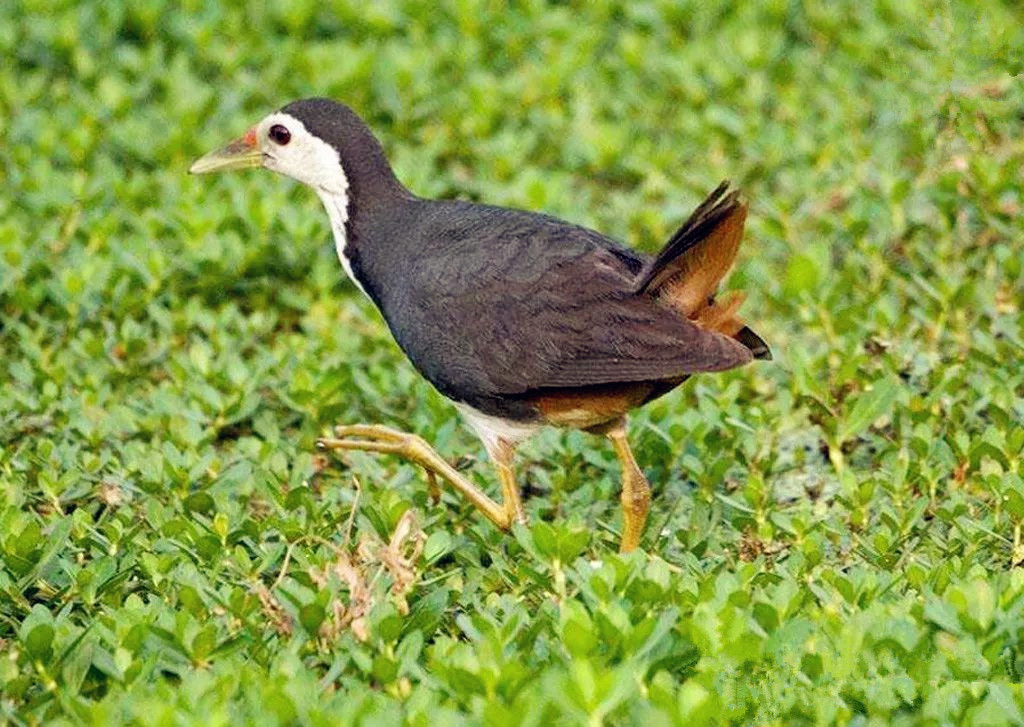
189,128,263,174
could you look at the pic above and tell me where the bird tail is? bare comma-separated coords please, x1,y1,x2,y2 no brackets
634,181,771,361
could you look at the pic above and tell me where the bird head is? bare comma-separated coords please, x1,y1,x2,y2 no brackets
189,99,356,196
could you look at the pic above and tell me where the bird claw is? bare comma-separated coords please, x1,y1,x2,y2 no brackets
316,422,516,533
317,424,430,460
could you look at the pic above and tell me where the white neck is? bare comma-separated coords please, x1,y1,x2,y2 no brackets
316,187,367,297
254,111,366,298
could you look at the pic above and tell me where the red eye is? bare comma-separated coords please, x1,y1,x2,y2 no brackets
269,124,291,145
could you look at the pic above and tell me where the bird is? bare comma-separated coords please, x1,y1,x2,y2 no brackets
190,98,770,552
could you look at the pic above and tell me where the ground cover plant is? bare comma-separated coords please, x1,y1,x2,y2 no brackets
2,0,1023,724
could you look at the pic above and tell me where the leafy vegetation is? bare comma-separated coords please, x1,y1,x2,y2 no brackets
2,0,1023,723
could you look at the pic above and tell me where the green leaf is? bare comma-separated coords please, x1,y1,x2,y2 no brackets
17,517,72,591
838,377,901,444
24,622,55,661
183,492,215,515
986,683,1024,725
529,522,558,560
190,624,219,660
423,530,452,564
299,603,325,635
923,600,962,635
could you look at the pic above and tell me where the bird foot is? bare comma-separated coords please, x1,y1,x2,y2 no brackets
317,423,432,459
317,423,512,529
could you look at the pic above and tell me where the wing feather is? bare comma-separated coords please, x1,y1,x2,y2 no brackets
366,200,753,413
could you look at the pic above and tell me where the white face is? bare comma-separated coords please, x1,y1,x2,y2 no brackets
190,108,360,290
254,112,350,196
256,112,362,290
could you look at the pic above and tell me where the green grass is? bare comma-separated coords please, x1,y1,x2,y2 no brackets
2,0,1024,723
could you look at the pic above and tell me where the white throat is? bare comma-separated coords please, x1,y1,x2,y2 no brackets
256,111,366,297
316,187,366,297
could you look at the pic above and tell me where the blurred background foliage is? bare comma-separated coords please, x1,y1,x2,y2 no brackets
2,0,1023,723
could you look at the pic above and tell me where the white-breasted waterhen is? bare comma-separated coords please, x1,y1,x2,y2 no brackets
190,98,770,552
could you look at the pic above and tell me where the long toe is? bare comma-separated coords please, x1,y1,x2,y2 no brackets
333,423,408,440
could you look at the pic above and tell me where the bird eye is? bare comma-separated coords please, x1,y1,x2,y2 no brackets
268,124,291,145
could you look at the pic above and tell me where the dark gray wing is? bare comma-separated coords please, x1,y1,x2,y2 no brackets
362,200,751,408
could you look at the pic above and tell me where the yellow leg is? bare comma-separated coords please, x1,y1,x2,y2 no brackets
317,424,523,530
492,439,526,526
606,419,651,553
